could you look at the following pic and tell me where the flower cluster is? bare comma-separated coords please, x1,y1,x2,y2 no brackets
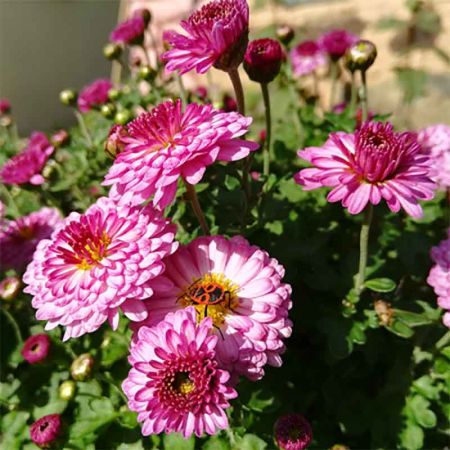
77,78,113,112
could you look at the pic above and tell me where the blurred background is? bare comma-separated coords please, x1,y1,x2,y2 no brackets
1,0,449,134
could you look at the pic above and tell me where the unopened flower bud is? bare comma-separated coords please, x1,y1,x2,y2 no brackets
274,414,313,450
345,40,377,73
0,276,21,301
134,8,152,27
0,116,12,128
21,334,51,364
59,380,76,401
108,88,121,101
30,414,61,448
222,94,237,113
0,98,11,115
50,129,70,148
330,445,350,450
59,89,77,107
100,103,116,119
105,124,127,158
114,110,132,125
276,24,295,46
42,160,58,179
138,65,156,81
103,42,122,61
70,353,94,381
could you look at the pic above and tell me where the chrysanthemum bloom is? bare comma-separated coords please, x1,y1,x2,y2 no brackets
295,121,436,217
77,79,113,113
0,98,11,115
123,307,237,437
0,276,21,301
244,38,284,84
318,29,358,60
136,235,292,382
0,132,54,185
103,100,258,209
30,414,61,448
23,197,177,341
110,16,146,46
162,0,249,74
0,207,61,272
290,40,326,77
21,334,51,364
274,414,313,450
427,230,450,328
417,124,450,189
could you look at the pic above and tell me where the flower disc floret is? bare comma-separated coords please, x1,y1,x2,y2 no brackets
295,121,436,217
103,100,258,209
23,197,178,340
122,307,237,438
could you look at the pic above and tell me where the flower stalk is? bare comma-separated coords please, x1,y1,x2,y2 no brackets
360,70,369,121
260,82,272,176
355,204,373,295
74,110,94,148
184,181,210,235
228,68,245,115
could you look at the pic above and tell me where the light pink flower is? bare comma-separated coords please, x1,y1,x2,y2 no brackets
23,197,177,341
110,16,146,45
135,235,292,382
427,230,450,328
162,0,249,74
122,307,237,438
295,121,436,217
0,132,54,185
0,207,61,272
77,78,113,113
103,100,258,209
417,124,450,190
290,40,326,77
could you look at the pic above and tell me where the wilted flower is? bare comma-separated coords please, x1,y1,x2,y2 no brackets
274,414,313,450
23,197,177,340
295,121,436,217
0,98,11,115
77,79,113,113
0,276,21,301
21,334,51,364
122,307,237,437
319,29,358,60
0,132,54,185
427,230,450,328
417,124,450,189
162,0,249,74
244,38,284,84
30,414,61,448
103,100,258,209
110,16,146,46
0,207,62,272
136,235,292,382
290,40,327,77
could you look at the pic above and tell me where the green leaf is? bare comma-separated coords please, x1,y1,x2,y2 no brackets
394,309,432,327
364,278,396,293
202,435,231,450
395,67,427,104
163,433,195,450
349,321,367,345
100,331,130,367
400,423,424,450
0,411,30,450
234,434,267,450
412,376,440,400
386,319,414,338
248,389,278,413
409,396,437,428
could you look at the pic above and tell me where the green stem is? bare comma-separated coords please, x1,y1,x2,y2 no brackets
329,61,339,110
360,70,369,122
1,307,23,344
435,330,450,350
227,68,245,115
110,60,122,88
177,74,188,107
0,185,20,218
286,73,303,146
260,82,272,176
139,44,152,68
349,71,358,115
74,111,94,148
355,204,373,296
184,181,210,235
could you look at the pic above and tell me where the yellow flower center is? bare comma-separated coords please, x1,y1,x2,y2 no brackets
76,232,111,270
173,372,196,396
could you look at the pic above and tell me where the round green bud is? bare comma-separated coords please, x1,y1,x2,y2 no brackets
103,42,122,61
108,88,120,102
138,65,156,82
100,103,116,119
344,40,377,73
114,110,132,125
59,380,76,401
59,89,77,107
70,353,94,381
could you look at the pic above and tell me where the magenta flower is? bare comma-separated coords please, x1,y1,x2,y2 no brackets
0,98,11,115
77,78,113,113
318,29,358,60
110,16,146,46
427,230,450,328
0,132,54,185
417,124,450,190
162,0,249,74
21,334,51,364
136,235,292,382
30,414,61,448
23,197,177,341
290,40,326,76
0,207,62,272
222,93,238,112
295,121,436,217
0,276,21,301
103,100,258,209
123,307,237,438
274,414,313,450
244,38,285,83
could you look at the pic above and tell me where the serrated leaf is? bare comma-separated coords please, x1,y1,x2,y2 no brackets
203,435,231,450
234,434,267,450
163,432,195,450
364,278,396,293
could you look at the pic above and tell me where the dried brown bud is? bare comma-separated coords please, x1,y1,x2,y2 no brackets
345,40,377,73
374,300,394,326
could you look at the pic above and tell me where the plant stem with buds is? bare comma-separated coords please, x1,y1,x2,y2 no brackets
74,111,94,148
355,204,373,296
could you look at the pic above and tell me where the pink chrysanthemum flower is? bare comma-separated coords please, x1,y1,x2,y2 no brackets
135,235,292,382
0,207,62,272
23,197,177,341
122,307,237,438
162,0,249,74
77,78,113,113
295,121,436,217
0,132,54,186
274,414,313,450
417,124,450,189
110,16,146,46
21,334,51,364
290,40,327,77
427,230,450,328
103,100,258,209
318,29,358,60
30,414,61,448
